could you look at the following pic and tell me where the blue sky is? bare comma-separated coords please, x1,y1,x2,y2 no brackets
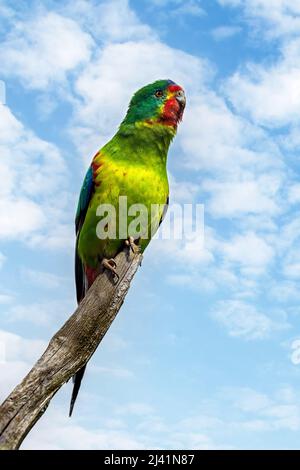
1,0,300,449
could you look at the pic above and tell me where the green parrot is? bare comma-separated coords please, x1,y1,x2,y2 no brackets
70,79,186,416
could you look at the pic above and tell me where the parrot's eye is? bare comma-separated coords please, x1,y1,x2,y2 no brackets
155,90,164,98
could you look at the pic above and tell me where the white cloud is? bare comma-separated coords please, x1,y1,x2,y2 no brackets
0,252,6,269
170,0,205,17
0,198,45,239
0,104,72,246
64,0,154,42
154,225,276,295
211,25,241,40
0,329,46,401
21,408,146,450
22,403,229,450
29,223,74,251
179,92,283,175
224,386,300,432
0,11,93,89
163,226,278,295
169,174,199,203
15,382,300,449
231,388,271,412
87,0,153,41
224,39,300,127
288,183,300,204
277,218,300,253
275,217,300,280
21,398,229,449
0,329,45,364
180,93,246,172
149,228,210,270
6,303,54,326
167,272,215,292
5,299,74,327
268,280,300,302
21,268,69,289
203,178,280,218
151,0,205,16
0,293,13,304
218,0,300,39
212,299,289,339
221,232,274,274
165,255,243,294
35,94,59,121
282,247,300,279
0,1,15,23
283,263,300,279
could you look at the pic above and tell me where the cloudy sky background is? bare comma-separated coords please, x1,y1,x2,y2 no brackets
1,0,300,449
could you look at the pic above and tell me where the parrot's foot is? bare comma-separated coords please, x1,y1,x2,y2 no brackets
125,236,141,254
102,258,119,281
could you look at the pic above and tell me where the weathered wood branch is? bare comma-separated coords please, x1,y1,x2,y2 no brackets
0,248,142,450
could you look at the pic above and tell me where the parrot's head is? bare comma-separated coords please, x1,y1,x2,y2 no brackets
123,79,186,128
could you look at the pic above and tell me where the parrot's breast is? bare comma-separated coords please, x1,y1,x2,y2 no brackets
78,151,168,268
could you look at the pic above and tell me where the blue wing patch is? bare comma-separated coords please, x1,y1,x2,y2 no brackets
75,164,94,304
75,165,94,234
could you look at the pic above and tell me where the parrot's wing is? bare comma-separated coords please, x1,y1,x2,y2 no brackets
75,165,94,303
75,165,94,235
70,166,94,418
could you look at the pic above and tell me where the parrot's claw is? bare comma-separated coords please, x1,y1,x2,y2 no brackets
102,258,119,281
125,236,141,254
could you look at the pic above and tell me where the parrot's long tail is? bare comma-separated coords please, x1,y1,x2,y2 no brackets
69,365,87,417
68,244,92,417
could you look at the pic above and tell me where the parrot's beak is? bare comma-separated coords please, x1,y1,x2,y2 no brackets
175,90,186,109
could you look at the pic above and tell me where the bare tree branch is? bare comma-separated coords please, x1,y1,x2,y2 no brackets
0,248,142,450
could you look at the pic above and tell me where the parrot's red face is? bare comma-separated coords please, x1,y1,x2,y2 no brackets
160,83,186,126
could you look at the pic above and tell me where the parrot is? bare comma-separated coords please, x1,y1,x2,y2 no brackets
70,79,186,416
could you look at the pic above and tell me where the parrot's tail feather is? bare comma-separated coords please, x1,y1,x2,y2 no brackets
71,245,99,417
75,238,85,304
69,364,87,417
71,236,88,417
